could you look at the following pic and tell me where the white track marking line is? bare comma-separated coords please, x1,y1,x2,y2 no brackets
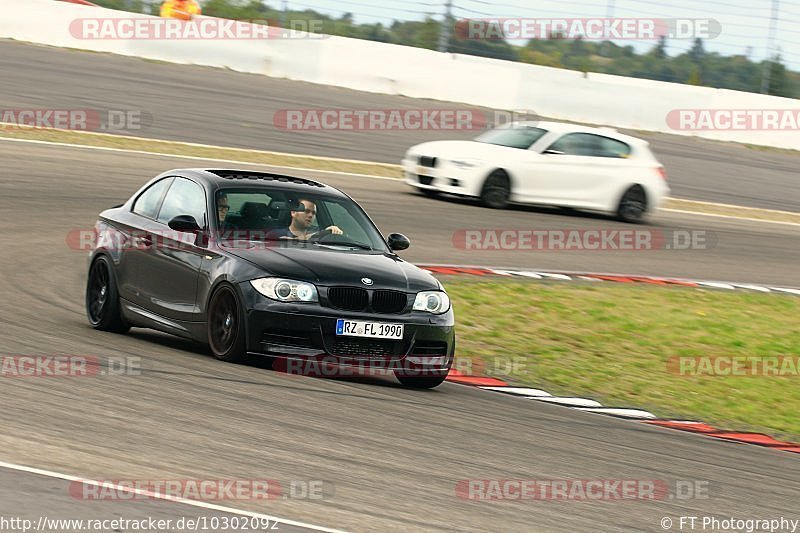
732,284,771,292
575,408,658,419
0,460,347,533
533,397,603,408
1,136,799,225
421,264,800,292
771,287,800,295
478,386,552,397
0,124,400,167
665,198,800,216
0,136,398,182
696,281,736,289
660,208,800,227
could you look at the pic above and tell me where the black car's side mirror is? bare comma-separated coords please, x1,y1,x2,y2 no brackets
387,233,411,251
168,215,202,233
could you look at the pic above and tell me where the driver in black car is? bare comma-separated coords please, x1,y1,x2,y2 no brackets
270,198,343,240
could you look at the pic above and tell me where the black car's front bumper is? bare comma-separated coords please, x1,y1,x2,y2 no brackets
239,282,455,375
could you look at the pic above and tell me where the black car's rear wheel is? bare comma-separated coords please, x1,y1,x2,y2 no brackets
86,256,129,333
480,170,511,209
394,371,448,389
207,284,250,363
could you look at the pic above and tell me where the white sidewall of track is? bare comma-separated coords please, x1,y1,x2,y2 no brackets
3,0,800,150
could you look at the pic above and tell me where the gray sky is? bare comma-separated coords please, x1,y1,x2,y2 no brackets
279,0,800,70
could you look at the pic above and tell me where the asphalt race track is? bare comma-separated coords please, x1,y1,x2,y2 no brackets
0,140,798,531
1,39,799,212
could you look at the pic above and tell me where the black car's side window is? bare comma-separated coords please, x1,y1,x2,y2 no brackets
132,178,172,219
157,177,207,227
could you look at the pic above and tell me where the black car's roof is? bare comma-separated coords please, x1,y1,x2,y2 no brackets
167,168,348,198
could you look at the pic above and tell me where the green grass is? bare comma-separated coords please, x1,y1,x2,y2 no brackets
446,278,800,441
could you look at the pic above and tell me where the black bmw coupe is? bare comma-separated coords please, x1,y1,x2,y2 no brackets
85,169,455,388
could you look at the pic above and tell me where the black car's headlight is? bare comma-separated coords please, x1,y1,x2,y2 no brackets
250,278,318,303
413,290,450,314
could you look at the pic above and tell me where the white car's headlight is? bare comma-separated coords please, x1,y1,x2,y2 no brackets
250,278,318,303
450,159,484,169
413,291,450,314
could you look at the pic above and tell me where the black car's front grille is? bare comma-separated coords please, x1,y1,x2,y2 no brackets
372,290,407,314
418,175,434,185
418,155,438,168
327,287,369,311
328,338,403,358
411,340,449,356
326,287,408,314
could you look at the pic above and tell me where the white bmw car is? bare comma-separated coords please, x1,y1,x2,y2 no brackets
402,121,670,222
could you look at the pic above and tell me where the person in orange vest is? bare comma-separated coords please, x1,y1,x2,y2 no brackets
160,0,202,21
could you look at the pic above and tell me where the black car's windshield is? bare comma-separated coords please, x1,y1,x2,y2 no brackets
474,125,548,149
215,188,387,252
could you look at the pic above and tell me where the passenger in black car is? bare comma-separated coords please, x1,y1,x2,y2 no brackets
216,192,240,236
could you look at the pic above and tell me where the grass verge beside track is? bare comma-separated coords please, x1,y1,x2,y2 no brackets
0,126,401,178
446,278,800,441
2,125,800,223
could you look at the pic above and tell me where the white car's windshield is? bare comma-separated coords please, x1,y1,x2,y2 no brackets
474,126,548,149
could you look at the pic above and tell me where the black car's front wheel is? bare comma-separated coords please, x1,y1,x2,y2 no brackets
86,255,129,333
394,371,448,389
207,284,250,363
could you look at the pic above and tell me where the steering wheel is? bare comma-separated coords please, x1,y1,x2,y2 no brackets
307,228,333,242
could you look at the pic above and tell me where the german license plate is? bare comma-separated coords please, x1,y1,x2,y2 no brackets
335,319,404,339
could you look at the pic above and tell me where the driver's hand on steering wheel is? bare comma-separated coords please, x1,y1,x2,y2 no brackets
325,225,344,235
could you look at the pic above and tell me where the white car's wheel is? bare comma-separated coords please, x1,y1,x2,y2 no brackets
617,185,648,223
480,170,511,209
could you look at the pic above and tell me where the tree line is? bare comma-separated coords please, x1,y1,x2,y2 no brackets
91,0,798,98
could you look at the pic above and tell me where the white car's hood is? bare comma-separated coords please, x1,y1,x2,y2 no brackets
409,140,535,161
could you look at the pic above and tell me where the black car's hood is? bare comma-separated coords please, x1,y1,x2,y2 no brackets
222,243,439,292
